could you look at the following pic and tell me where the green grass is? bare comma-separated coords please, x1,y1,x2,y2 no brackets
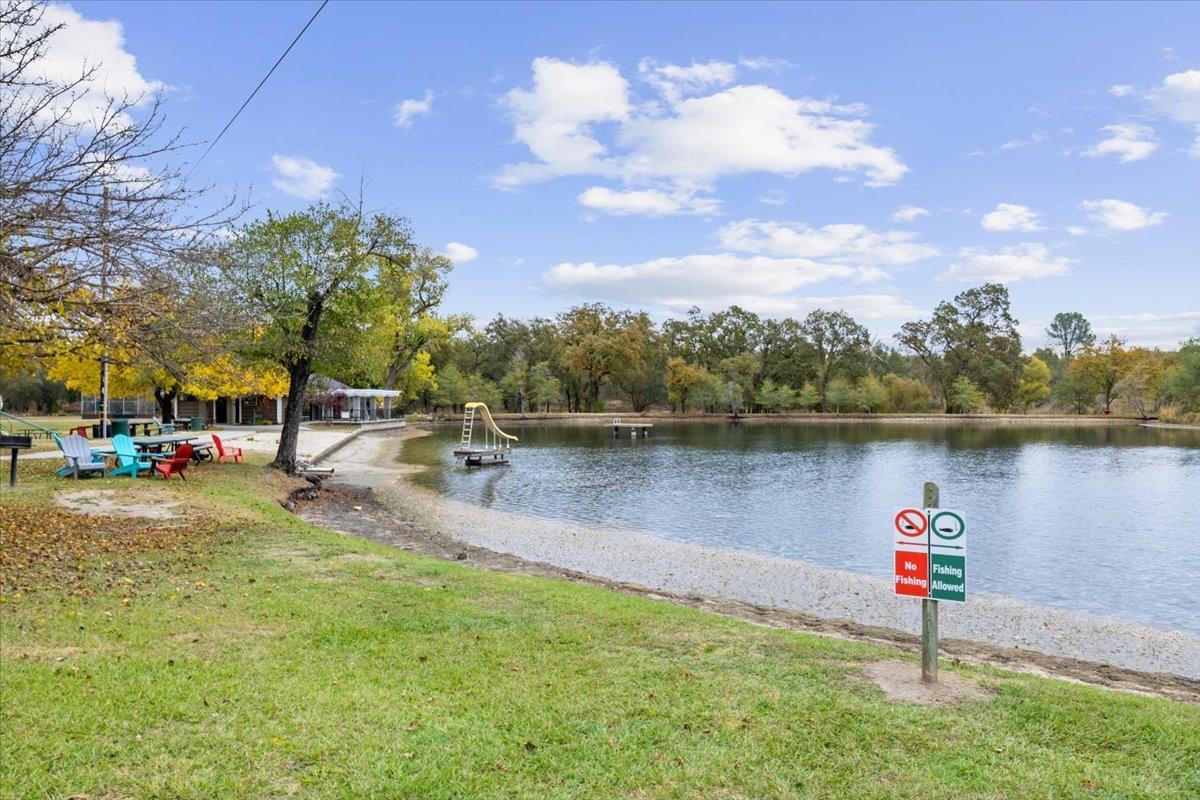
2,460,1197,799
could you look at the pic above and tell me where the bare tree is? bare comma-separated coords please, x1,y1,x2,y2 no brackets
1,1,238,362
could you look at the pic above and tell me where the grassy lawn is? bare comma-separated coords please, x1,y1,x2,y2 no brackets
1,459,1197,799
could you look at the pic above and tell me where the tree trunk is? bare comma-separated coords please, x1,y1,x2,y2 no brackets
272,360,311,475
153,387,177,422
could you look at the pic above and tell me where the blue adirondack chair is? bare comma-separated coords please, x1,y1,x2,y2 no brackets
58,434,106,479
110,434,152,478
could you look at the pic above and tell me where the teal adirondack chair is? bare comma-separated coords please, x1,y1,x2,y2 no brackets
54,432,106,478
110,434,152,478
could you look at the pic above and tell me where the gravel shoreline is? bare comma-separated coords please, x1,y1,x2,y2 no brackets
322,430,1200,681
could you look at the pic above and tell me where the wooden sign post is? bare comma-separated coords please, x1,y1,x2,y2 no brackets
922,481,939,684
894,483,969,684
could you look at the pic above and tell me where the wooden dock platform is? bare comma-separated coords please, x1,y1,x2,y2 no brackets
453,447,511,465
609,420,653,438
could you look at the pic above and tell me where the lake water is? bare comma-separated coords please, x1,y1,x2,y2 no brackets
404,422,1200,636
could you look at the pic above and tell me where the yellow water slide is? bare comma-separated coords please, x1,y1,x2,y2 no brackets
463,402,518,444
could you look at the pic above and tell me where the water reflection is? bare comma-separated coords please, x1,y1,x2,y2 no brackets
405,422,1200,634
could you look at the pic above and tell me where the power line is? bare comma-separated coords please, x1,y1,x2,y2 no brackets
188,0,330,177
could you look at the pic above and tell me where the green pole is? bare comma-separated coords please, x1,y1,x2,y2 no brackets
922,481,940,684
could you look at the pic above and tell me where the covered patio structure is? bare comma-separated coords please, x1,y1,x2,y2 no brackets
307,378,403,423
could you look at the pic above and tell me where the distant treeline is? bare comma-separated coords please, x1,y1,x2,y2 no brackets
419,284,1200,421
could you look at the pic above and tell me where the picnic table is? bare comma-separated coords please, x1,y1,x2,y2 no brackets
93,434,214,462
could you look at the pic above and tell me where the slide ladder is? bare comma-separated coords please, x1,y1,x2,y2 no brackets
460,405,476,449
454,402,517,464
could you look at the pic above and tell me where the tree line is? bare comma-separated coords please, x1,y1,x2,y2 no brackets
413,292,1199,423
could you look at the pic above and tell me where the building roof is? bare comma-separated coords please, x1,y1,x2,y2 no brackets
320,377,402,398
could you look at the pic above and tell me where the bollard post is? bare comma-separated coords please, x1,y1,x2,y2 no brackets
922,481,940,684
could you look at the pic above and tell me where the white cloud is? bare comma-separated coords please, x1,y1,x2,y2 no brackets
393,90,433,127
1146,70,1200,124
269,155,339,199
495,58,631,188
891,205,929,223
543,254,854,309
577,186,719,217
443,242,479,263
1089,311,1200,348
617,84,907,187
495,57,907,199
937,243,1070,284
1080,198,1167,231
1000,130,1048,150
736,293,922,320
1065,225,1089,236
1109,84,1134,98
638,58,737,101
737,56,794,72
1082,123,1158,162
716,219,939,268
758,189,788,206
23,3,165,128
980,203,1043,232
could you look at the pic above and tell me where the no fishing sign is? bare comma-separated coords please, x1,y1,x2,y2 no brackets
893,508,967,602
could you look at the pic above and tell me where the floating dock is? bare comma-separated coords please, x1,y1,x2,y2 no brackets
610,419,653,438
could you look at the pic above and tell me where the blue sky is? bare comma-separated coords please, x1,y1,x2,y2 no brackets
51,1,1200,348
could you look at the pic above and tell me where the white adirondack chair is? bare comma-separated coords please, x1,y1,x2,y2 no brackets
60,433,106,479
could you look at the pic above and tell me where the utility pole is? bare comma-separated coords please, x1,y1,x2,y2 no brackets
99,186,110,438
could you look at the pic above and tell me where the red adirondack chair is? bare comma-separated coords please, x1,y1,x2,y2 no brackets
151,443,193,480
212,434,243,463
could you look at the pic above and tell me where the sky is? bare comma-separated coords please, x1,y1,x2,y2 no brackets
39,1,1200,349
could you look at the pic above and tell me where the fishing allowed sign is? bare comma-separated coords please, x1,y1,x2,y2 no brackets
893,508,967,603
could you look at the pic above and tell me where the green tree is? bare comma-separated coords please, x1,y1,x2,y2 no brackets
1116,348,1164,419
1160,340,1200,413
717,352,761,411
379,248,452,390
432,363,468,412
825,377,855,413
949,376,986,413
1053,367,1096,414
221,203,412,474
754,378,796,412
896,284,1022,411
666,358,709,413
797,381,821,411
611,312,664,411
1046,312,1095,359
464,372,502,408
799,310,871,409
1015,355,1053,411
721,380,745,416
527,361,562,413
882,373,933,412
499,355,529,414
1068,335,1132,414
694,373,725,412
558,304,646,411
854,374,887,413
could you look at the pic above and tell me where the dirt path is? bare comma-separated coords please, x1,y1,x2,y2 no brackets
296,483,1200,703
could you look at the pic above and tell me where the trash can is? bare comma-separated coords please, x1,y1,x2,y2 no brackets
190,416,204,431
112,418,130,437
